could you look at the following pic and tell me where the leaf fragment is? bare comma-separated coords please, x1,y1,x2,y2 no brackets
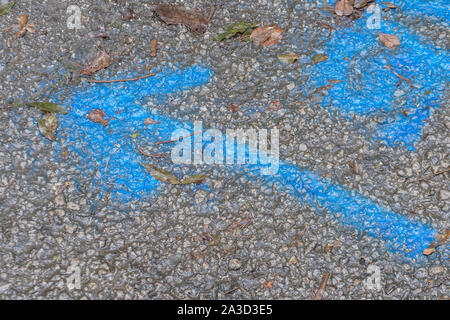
38,113,58,141
215,22,258,42
0,1,15,17
250,24,283,47
278,52,299,64
354,0,375,9
28,102,68,114
131,130,140,139
80,51,111,76
150,39,158,57
378,33,400,48
149,4,215,34
311,54,328,65
138,161,180,184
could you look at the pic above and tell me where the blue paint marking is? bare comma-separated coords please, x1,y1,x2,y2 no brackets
310,0,449,151
47,64,442,259
41,0,449,260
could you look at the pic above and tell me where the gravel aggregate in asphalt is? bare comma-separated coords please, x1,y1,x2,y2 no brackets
0,0,448,299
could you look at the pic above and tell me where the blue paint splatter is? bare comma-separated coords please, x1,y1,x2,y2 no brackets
310,0,449,150
246,161,439,259
51,65,213,201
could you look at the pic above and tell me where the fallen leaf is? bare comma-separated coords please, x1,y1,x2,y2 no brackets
314,272,330,300
38,113,58,141
379,33,400,48
335,0,353,16
80,51,111,76
423,248,436,256
267,100,282,111
150,39,158,57
14,14,35,37
324,243,334,254
144,118,161,125
0,1,15,17
181,174,206,185
87,108,109,127
215,22,258,42
150,4,216,34
250,25,283,47
381,2,398,10
311,54,328,65
278,52,299,64
121,6,135,21
138,161,180,184
28,102,68,114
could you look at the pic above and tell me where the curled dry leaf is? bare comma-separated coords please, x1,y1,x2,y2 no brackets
87,108,109,127
379,33,400,48
39,113,58,141
80,51,111,76
250,25,283,47
335,0,353,16
15,14,35,37
150,39,157,57
278,52,299,64
150,4,216,34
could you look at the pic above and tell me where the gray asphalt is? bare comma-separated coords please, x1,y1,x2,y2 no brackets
0,0,448,299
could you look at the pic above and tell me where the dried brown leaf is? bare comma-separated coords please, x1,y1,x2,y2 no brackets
378,33,400,48
87,108,109,127
38,113,58,141
250,25,283,47
228,103,239,113
144,118,161,125
150,4,215,34
81,51,111,75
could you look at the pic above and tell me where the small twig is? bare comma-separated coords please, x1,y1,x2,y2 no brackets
408,167,450,183
138,146,169,159
156,130,205,145
223,286,252,298
87,73,156,84
314,272,330,300
104,144,121,174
